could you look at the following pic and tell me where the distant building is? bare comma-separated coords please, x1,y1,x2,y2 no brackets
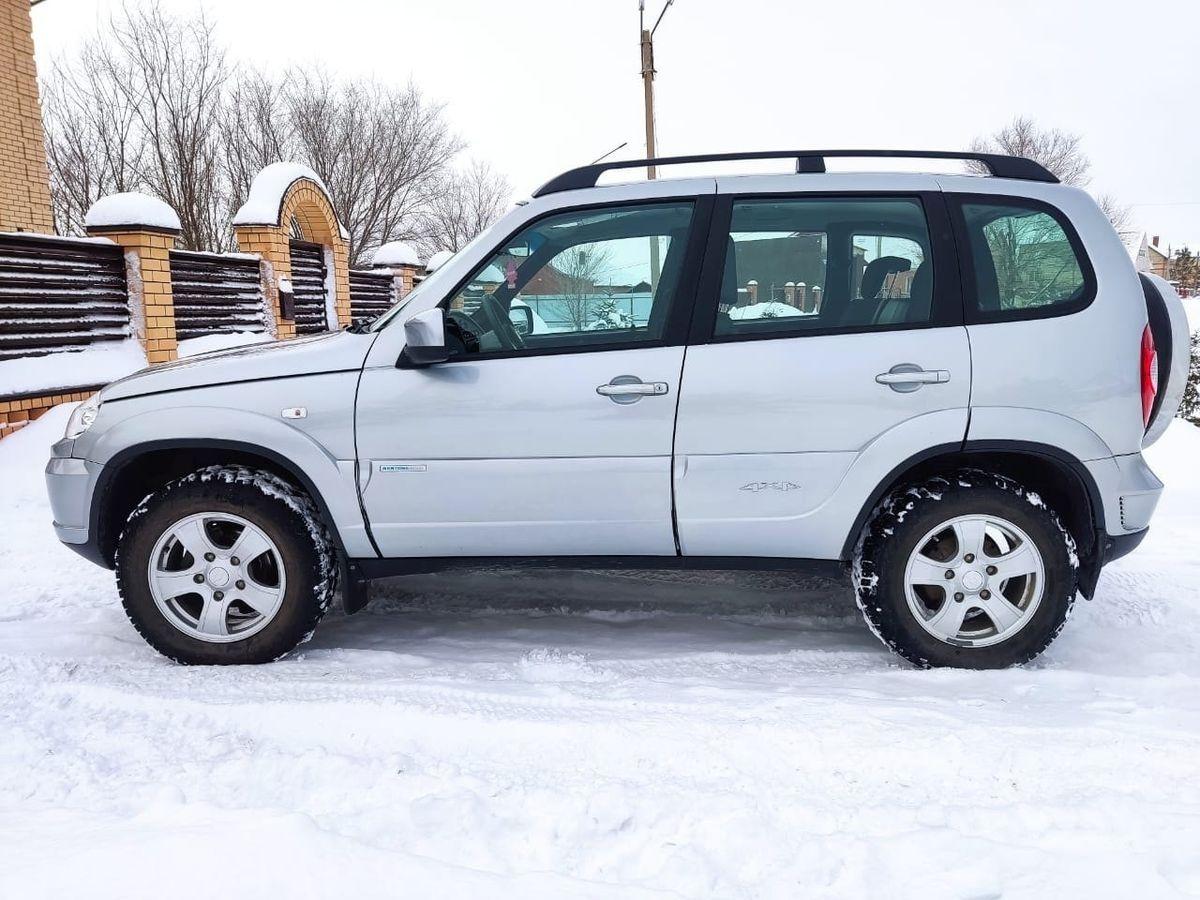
1119,231,1171,279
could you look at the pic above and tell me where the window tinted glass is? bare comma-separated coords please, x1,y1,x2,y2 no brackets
445,202,694,356
714,197,934,337
960,202,1086,313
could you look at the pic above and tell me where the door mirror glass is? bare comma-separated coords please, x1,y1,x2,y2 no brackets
508,304,535,336
398,308,450,367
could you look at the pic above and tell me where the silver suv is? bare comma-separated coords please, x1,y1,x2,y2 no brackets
46,150,1190,668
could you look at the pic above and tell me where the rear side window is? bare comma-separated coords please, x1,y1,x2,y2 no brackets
711,197,936,338
958,199,1092,319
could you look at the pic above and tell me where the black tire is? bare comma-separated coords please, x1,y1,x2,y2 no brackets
853,469,1078,669
116,465,338,664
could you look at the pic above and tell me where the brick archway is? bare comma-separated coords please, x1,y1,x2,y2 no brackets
232,166,350,339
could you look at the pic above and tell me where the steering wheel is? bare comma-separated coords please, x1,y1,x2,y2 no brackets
479,294,526,351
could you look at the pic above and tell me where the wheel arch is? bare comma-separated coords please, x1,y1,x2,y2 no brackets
842,440,1106,595
90,439,349,570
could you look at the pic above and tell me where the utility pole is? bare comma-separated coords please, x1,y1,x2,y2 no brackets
639,0,673,181
639,1,673,290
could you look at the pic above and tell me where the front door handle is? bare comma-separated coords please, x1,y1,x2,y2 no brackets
596,376,670,404
875,364,951,392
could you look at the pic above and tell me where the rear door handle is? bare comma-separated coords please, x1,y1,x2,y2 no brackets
875,364,950,392
596,376,670,404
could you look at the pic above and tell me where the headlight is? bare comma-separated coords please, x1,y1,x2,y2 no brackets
64,393,101,440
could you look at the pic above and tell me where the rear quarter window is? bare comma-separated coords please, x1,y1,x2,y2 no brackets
956,197,1094,322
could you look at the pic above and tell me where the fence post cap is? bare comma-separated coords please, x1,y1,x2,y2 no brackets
85,192,182,235
424,250,455,273
369,241,421,268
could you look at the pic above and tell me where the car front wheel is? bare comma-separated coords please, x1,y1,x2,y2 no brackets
116,465,338,664
853,469,1078,669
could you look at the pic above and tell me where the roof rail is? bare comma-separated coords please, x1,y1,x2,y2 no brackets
533,149,1059,196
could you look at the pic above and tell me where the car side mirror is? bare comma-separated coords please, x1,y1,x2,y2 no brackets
508,304,535,337
397,308,451,368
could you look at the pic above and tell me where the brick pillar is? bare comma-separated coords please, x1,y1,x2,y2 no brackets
233,169,353,335
373,262,422,300
0,0,53,233
331,241,351,327
85,193,181,363
234,226,294,340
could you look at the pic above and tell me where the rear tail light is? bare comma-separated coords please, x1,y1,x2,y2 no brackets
1140,324,1159,428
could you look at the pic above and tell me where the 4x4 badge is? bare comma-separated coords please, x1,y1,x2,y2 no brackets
740,481,801,492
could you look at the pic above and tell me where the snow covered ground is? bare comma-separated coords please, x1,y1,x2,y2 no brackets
2,406,1200,899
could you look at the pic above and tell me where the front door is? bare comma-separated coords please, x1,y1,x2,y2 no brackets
674,186,972,560
356,199,706,558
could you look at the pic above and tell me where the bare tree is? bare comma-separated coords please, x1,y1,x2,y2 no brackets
41,42,145,234
107,4,230,250
43,3,476,262
1096,193,1131,231
221,71,296,211
287,71,463,266
971,116,1091,186
551,243,613,331
970,116,1128,228
42,3,230,248
417,159,511,257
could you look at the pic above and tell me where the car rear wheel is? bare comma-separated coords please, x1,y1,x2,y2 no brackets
116,465,338,664
853,469,1078,669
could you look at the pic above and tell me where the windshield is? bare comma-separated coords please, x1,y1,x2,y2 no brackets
367,273,434,332
367,209,522,332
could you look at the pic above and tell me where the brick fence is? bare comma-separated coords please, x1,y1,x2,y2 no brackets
0,174,424,439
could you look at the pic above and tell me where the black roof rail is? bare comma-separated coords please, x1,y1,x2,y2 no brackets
533,149,1059,196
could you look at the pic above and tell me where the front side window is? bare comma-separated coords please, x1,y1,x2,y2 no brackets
443,202,694,357
959,200,1089,316
713,197,935,337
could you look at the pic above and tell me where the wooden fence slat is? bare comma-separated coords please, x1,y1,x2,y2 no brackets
0,235,129,365
169,249,268,341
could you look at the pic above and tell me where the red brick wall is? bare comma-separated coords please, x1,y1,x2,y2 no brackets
0,388,98,440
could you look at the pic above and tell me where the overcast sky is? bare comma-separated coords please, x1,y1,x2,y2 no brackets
29,0,1200,251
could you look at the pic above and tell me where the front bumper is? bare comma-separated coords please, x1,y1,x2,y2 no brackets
45,437,107,565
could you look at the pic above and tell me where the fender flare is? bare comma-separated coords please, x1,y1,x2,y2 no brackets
840,440,1107,594
89,438,351,562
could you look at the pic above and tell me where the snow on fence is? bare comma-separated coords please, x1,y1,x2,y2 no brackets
348,269,395,321
168,250,269,341
0,233,129,364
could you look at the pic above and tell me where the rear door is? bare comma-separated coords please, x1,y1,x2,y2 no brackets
674,176,972,560
946,189,1148,458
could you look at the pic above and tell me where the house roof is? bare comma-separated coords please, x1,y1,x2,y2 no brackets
1120,230,1170,265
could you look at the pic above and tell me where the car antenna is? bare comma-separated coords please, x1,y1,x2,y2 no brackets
591,141,628,165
